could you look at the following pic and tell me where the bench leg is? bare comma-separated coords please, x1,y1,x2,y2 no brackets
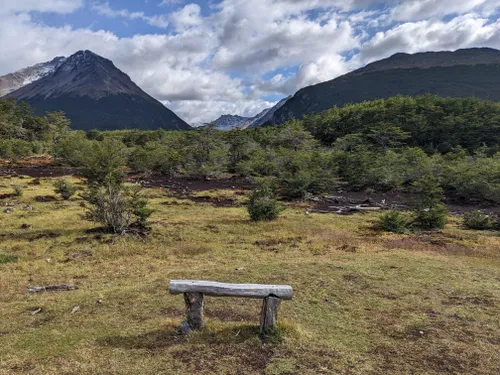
184,292,204,331
260,296,281,334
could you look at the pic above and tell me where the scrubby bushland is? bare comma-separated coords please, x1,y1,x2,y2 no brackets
3,95,500,206
248,180,283,222
463,211,498,230
0,139,33,160
0,98,70,159
55,133,152,234
378,210,414,234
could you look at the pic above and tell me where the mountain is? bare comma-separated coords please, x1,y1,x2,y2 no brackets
272,48,500,125
4,50,190,131
206,96,292,130
247,95,291,128
209,114,254,130
0,56,67,97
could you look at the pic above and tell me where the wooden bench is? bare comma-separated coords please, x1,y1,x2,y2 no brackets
169,280,293,334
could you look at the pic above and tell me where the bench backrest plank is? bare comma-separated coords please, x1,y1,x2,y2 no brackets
169,280,293,300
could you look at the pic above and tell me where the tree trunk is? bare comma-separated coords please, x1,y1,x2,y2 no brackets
260,296,281,334
184,292,204,331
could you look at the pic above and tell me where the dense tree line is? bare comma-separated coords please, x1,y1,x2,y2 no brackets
0,98,70,159
1,96,500,204
302,95,500,154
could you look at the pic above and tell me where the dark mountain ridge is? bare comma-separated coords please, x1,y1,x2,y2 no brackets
5,50,190,131
272,48,500,125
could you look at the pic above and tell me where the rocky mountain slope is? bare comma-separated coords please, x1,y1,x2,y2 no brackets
272,48,500,124
247,95,291,128
208,114,254,130
0,56,66,97
207,95,292,130
4,50,190,131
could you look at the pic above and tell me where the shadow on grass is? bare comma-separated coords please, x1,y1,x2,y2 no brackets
97,328,186,350
96,323,280,351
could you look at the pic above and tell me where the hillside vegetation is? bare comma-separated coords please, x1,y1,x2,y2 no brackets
272,48,500,124
2,95,500,205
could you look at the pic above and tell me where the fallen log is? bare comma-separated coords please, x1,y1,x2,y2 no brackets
28,284,78,293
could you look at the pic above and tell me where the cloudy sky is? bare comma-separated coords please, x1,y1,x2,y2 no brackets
1,0,500,124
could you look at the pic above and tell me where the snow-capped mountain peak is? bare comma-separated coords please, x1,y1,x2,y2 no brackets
0,56,67,97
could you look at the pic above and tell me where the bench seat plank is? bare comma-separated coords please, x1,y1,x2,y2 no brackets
170,280,293,300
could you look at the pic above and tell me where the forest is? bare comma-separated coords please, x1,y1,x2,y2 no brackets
1,94,500,205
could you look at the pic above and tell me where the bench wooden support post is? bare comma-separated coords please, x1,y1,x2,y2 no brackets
260,296,281,334
170,281,292,335
184,292,204,330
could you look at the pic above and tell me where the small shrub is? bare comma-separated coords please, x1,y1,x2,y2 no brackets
248,180,283,222
410,175,448,231
12,185,23,197
83,184,152,233
53,179,77,200
463,211,495,230
378,210,413,233
129,185,154,227
413,204,448,231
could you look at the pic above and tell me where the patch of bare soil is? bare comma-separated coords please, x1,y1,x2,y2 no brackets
0,165,73,178
383,235,472,255
128,174,254,194
34,195,58,202
3,163,498,213
188,196,242,207
309,191,500,215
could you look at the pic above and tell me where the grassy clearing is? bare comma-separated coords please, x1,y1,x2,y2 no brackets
0,176,499,374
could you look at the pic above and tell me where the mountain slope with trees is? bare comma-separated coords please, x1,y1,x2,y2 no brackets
272,48,500,125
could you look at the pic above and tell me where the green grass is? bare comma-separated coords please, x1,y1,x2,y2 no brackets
0,176,499,374
0,254,19,264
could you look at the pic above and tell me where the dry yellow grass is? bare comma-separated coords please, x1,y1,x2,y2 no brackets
1,176,499,374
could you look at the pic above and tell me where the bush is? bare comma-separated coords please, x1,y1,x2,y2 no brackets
0,139,32,161
78,139,127,186
129,185,154,227
378,210,413,233
413,204,448,231
463,211,495,230
12,185,23,197
248,180,282,222
410,175,448,231
83,184,152,233
53,179,77,200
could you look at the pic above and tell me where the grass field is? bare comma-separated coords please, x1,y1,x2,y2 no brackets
1,176,499,375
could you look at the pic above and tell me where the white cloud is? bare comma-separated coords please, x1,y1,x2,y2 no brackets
92,2,169,28
159,0,186,6
391,0,499,21
169,3,202,32
357,15,500,65
2,0,500,124
0,0,84,14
